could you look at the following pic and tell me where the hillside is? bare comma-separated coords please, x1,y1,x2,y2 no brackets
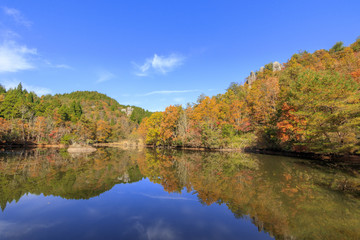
139,38,360,155
0,87,151,145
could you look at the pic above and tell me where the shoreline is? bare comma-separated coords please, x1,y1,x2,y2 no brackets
0,144,66,149
143,145,360,163
1,142,359,163
244,148,360,164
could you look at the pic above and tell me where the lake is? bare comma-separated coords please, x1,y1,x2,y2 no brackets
0,148,359,240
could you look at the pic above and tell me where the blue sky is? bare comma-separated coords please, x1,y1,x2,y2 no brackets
0,0,359,111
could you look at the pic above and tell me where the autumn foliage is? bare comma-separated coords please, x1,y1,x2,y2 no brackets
0,88,150,145
139,39,360,154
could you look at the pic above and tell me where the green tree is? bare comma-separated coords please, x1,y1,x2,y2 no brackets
284,70,360,153
330,41,345,53
0,85,6,94
58,105,71,121
350,36,360,52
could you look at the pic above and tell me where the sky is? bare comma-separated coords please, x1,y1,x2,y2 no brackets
0,0,359,111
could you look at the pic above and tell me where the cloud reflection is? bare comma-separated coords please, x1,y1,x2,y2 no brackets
132,219,179,240
0,220,56,238
138,193,196,201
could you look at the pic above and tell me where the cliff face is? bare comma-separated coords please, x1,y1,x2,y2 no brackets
247,71,257,85
245,61,283,85
121,106,134,116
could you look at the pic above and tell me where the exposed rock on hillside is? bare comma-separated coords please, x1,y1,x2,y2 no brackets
245,61,283,85
121,106,134,117
273,61,283,71
246,71,257,85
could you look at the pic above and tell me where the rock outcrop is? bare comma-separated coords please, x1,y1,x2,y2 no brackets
67,143,97,153
121,106,134,117
117,172,130,183
246,71,257,85
272,61,282,72
245,61,283,85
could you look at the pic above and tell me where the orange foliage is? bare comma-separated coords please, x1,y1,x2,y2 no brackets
190,96,219,126
160,105,180,144
351,69,360,83
276,103,304,145
96,120,111,142
246,77,279,127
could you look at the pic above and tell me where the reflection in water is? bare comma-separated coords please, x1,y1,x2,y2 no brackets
0,148,144,210
0,148,359,239
139,150,360,239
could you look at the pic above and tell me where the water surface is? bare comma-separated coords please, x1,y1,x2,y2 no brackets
0,148,359,240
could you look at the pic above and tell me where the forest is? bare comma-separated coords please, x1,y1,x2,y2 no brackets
1,38,360,155
0,87,151,145
139,38,360,154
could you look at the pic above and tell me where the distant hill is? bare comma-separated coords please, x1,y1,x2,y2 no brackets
0,87,152,145
51,91,151,125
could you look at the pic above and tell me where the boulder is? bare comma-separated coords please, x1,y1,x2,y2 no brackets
273,61,282,72
246,71,257,85
67,143,97,153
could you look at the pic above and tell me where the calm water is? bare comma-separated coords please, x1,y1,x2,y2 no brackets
0,148,359,240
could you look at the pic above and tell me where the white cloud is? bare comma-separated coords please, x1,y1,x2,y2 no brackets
151,54,184,73
96,70,115,83
2,7,32,28
132,219,179,240
1,79,52,96
0,40,37,73
133,53,184,76
43,60,73,70
146,220,178,240
141,89,198,96
0,8,67,73
44,60,72,69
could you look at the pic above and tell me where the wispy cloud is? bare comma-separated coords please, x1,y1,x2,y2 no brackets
140,89,198,96
1,79,52,96
0,220,57,238
133,53,184,76
0,8,68,73
139,193,196,201
96,70,115,83
0,29,20,39
0,40,37,73
44,60,72,69
2,7,32,28
54,64,72,69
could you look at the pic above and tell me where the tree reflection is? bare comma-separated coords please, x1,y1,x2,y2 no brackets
0,148,359,239
0,148,144,211
138,150,360,240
